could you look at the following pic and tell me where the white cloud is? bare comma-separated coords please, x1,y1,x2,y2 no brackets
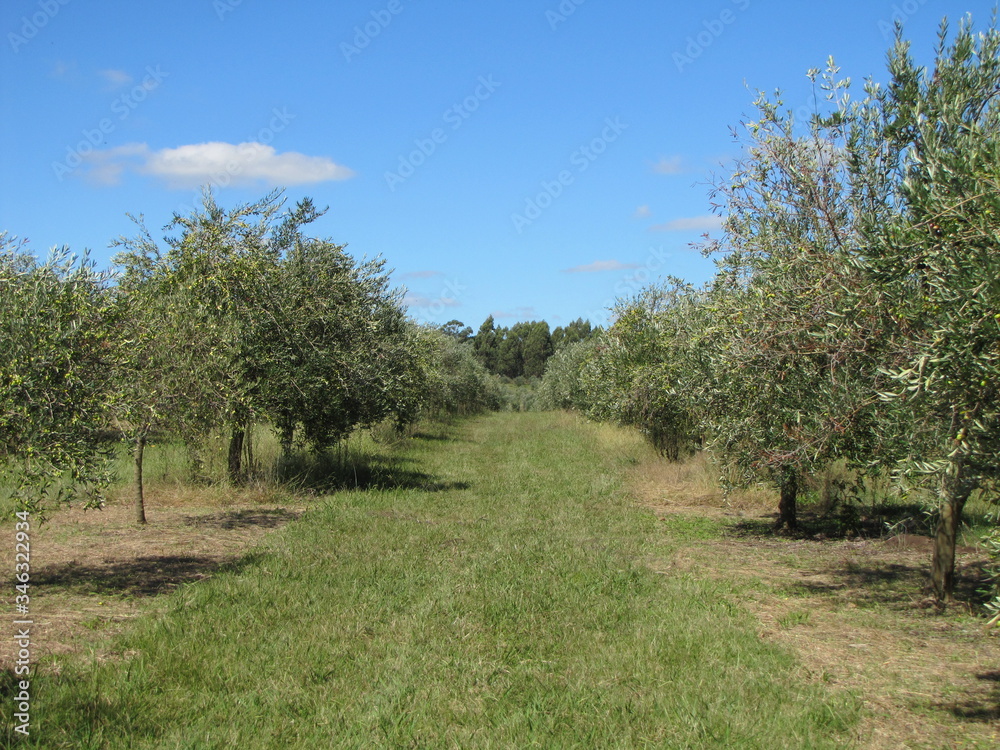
632,204,651,219
79,141,355,188
649,214,724,232
564,260,640,273
145,142,355,188
79,143,150,186
650,156,684,175
100,69,132,89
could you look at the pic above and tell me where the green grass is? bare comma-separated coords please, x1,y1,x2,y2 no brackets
103,421,437,498
5,413,858,748
658,514,727,541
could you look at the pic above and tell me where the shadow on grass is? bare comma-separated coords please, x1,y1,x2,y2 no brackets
31,553,259,599
0,667,20,701
725,515,990,609
277,451,469,494
782,554,989,611
937,671,1000,722
792,561,929,604
182,508,302,530
410,431,458,442
726,502,932,541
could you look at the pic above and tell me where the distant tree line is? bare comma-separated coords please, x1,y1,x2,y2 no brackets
436,316,595,380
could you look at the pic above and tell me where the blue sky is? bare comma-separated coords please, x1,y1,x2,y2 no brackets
2,0,996,328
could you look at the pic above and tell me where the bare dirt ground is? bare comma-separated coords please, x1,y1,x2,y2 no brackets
1,490,305,671
631,456,1000,749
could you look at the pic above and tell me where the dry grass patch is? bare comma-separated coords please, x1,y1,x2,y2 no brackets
634,453,1000,750
0,489,305,671
629,449,775,516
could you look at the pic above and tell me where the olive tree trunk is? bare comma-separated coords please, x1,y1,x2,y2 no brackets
930,461,975,602
228,424,245,485
133,432,147,525
777,469,798,532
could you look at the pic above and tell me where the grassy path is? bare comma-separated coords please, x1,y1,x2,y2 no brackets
12,413,856,748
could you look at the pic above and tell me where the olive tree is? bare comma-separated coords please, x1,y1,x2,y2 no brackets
113,189,296,495
256,237,418,452
403,326,502,420
703,64,898,531
0,236,120,515
115,189,424,484
579,280,709,459
536,337,597,412
706,17,1000,595
849,19,1000,599
111,235,230,523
